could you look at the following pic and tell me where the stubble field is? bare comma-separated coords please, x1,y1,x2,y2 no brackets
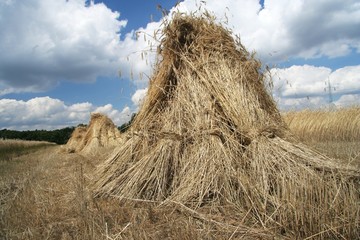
0,108,359,240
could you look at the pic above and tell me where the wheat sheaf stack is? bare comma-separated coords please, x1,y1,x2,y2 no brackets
65,113,122,156
94,14,359,238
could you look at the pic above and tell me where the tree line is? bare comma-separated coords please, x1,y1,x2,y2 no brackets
0,127,75,145
118,113,137,133
0,114,137,145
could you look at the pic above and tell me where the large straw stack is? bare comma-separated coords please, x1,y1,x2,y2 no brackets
64,113,122,156
94,15,359,238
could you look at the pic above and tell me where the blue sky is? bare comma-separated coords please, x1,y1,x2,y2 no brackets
0,0,359,130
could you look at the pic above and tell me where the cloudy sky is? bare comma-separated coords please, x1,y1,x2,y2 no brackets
0,0,359,130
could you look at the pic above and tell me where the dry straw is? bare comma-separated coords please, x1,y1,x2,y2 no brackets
284,107,360,142
64,113,122,156
94,14,359,238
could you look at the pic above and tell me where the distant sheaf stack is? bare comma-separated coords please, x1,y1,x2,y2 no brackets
64,113,122,156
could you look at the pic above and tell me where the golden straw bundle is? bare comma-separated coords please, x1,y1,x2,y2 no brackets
94,14,359,239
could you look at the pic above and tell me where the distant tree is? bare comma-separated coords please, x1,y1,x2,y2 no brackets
118,113,137,133
0,127,75,145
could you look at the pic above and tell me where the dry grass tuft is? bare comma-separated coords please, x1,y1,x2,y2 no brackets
0,139,52,147
283,107,360,142
0,139,54,163
62,113,122,156
93,14,360,239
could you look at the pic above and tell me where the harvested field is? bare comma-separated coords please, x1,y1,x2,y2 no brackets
1,139,358,239
0,131,359,240
0,144,273,240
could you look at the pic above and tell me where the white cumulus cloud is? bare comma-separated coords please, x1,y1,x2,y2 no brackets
117,22,161,88
1,0,359,92
330,66,360,94
270,65,360,110
94,104,132,124
0,0,127,94
277,96,329,111
0,97,132,130
114,0,360,88
170,0,360,62
271,65,332,98
334,94,360,108
131,88,148,107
